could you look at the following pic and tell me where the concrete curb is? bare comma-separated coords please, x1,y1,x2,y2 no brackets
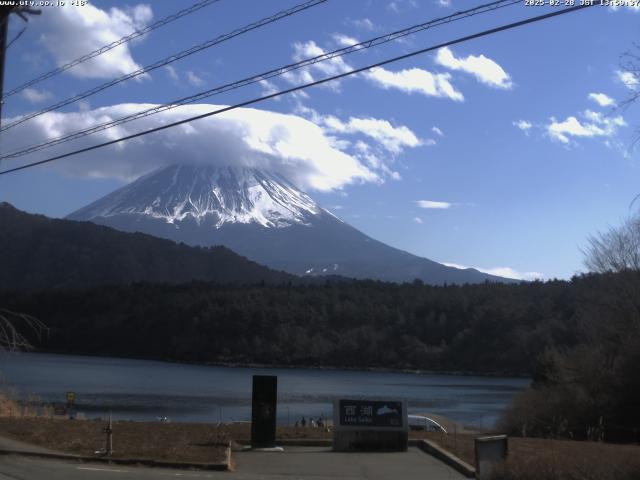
0,443,232,472
410,439,476,478
236,439,332,447
275,439,332,447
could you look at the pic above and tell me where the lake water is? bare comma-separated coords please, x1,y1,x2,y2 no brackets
0,352,528,428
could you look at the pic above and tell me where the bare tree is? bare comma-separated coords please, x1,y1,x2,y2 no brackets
583,215,640,273
618,44,640,147
619,44,640,109
0,308,46,351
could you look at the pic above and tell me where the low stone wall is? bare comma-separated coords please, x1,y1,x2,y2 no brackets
412,438,476,478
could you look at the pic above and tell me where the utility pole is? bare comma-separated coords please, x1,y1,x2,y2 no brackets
0,4,41,131
0,5,12,129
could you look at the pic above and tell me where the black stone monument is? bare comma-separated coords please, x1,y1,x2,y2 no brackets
250,375,277,449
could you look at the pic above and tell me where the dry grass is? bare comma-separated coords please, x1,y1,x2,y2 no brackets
0,417,228,464
494,438,640,480
0,393,18,417
417,430,640,480
491,437,640,480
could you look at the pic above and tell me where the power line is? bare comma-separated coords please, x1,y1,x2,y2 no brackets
2,0,222,100
0,3,598,177
0,0,327,133
0,0,521,162
6,24,26,50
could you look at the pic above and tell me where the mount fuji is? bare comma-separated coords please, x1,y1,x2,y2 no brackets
68,164,511,284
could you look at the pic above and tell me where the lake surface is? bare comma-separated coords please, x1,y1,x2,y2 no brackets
0,352,528,428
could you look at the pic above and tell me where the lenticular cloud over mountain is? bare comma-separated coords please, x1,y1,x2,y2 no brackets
5,103,384,192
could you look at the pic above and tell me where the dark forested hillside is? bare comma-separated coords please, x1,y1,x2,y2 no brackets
1,278,578,374
501,270,640,441
2,270,638,440
0,202,293,289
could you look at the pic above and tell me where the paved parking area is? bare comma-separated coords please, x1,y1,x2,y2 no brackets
234,446,466,479
0,446,466,479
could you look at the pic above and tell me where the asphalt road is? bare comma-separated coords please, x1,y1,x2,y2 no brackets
0,447,466,479
0,456,219,480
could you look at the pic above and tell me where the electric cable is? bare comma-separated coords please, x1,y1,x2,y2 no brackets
0,0,327,133
2,0,222,99
0,3,598,177
0,0,520,161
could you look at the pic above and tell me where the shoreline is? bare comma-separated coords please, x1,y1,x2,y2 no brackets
27,349,531,379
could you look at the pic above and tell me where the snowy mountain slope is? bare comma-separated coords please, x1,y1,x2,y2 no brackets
68,164,513,285
69,165,325,228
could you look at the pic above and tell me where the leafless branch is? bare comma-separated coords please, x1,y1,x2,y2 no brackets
0,308,47,352
583,215,640,273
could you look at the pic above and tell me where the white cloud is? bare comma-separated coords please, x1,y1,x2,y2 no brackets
282,40,352,92
480,267,543,281
588,92,615,107
435,47,513,89
443,263,543,281
186,71,205,87
513,119,532,133
365,66,464,101
32,3,152,79
431,126,444,137
294,105,422,165
259,79,280,99
438,0,452,5
282,69,315,86
21,88,53,103
332,34,360,48
351,18,374,30
293,41,351,77
547,117,599,144
413,217,423,224
322,116,422,154
284,38,469,102
77,100,91,112
616,70,639,89
165,65,179,81
5,103,382,192
424,138,437,146
293,40,351,75
416,200,451,209
387,0,418,13
547,111,625,144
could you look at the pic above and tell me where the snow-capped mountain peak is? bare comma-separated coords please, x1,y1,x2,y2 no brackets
69,164,326,229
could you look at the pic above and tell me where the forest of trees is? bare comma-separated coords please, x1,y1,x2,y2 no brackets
3,269,639,441
501,215,640,442
0,276,586,373
0,202,294,290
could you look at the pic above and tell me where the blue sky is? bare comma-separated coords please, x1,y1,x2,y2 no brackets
0,0,639,280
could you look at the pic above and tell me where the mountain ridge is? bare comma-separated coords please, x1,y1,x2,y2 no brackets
0,201,295,290
67,164,517,285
